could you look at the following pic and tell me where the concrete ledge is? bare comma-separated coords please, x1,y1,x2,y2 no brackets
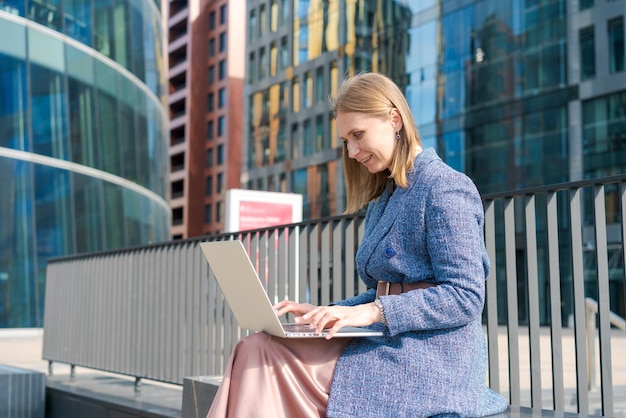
0,365,46,418
181,376,221,418
179,375,605,418
46,373,182,418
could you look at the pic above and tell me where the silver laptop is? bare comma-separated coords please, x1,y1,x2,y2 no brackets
199,240,383,338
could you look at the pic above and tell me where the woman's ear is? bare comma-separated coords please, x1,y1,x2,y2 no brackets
390,108,403,132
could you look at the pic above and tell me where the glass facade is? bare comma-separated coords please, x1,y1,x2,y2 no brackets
244,0,625,323
0,3,169,327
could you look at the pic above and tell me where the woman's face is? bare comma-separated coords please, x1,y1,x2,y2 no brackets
336,110,401,174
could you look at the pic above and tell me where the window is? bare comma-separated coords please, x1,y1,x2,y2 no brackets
280,37,289,70
216,201,223,222
206,148,214,167
218,59,226,80
205,176,213,196
249,52,255,83
270,0,278,32
208,65,215,84
579,0,593,10
209,11,216,29
249,10,256,44
579,26,595,80
218,116,226,136
292,76,300,112
218,88,226,108
304,71,312,108
270,42,278,76
608,17,625,74
219,32,227,53
260,4,267,36
315,67,324,104
217,172,224,193
217,144,225,164
207,93,214,112
204,204,212,223
219,4,227,24
207,120,214,140
208,38,215,57
259,47,267,79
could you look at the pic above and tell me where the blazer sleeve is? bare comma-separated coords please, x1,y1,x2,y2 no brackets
381,170,489,336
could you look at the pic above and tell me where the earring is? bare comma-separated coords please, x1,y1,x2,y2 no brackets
396,132,401,139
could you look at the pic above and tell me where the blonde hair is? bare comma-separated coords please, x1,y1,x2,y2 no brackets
331,72,423,214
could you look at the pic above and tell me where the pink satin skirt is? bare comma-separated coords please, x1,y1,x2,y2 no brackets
206,332,352,418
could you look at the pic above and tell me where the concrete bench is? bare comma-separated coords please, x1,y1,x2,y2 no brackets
0,364,46,418
180,376,605,418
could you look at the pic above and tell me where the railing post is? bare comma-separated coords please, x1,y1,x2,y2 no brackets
585,299,597,391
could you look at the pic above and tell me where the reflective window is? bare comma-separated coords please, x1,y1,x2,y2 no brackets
259,47,266,79
208,38,215,57
580,0,593,10
270,42,277,76
209,10,215,29
270,0,278,32
218,59,226,80
219,4,226,24
205,203,212,223
249,10,256,43
219,32,227,53
303,71,312,108
206,148,213,167
260,4,266,36
206,176,213,196
218,116,225,136
217,172,224,193
217,144,224,165
580,26,596,80
218,88,226,108
608,17,624,74
582,91,626,177
303,119,312,156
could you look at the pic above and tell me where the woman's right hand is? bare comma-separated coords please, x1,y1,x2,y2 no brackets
273,300,316,322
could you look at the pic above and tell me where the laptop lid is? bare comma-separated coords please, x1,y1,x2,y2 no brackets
199,240,382,338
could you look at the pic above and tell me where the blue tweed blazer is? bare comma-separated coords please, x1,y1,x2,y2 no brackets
326,148,507,417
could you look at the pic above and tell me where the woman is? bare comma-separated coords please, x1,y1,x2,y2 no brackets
207,72,508,417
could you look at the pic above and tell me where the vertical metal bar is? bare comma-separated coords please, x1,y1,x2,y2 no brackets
298,225,309,304
344,219,356,299
288,226,298,305
320,222,331,305
525,194,542,407
277,227,288,303
593,184,614,417
332,220,343,302
357,217,367,294
484,199,500,392
621,180,626,331
268,229,278,303
546,191,564,411
570,187,590,413
309,224,320,306
504,197,520,405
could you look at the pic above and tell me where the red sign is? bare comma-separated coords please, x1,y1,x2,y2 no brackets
239,201,294,230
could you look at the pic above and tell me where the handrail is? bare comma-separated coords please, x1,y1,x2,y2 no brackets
41,175,626,416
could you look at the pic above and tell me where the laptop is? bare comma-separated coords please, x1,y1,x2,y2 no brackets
199,240,383,338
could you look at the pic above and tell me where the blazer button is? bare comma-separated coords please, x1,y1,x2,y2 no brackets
385,248,396,258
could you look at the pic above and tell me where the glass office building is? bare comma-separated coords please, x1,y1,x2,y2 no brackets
0,0,170,327
244,0,625,323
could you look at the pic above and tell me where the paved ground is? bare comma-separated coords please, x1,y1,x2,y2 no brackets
1,327,624,416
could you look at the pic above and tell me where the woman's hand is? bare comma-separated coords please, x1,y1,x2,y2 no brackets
274,300,380,339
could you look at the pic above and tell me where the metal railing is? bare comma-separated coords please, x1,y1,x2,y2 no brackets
42,174,626,416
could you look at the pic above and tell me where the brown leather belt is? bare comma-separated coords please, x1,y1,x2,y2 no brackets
376,280,437,297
